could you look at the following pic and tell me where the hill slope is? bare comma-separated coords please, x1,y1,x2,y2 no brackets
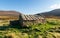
0,11,21,20
0,11,20,16
36,9,60,18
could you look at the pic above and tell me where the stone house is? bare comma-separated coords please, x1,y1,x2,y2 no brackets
10,14,45,27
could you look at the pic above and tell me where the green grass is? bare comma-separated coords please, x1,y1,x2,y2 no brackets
0,19,60,38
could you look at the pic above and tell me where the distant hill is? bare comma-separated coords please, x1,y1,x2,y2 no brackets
36,9,60,18
0,11,21,20
0,11,20,16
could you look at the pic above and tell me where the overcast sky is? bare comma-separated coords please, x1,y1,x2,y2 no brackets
0,0,60,14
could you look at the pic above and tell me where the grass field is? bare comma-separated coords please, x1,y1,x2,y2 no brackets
0,18,60,38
